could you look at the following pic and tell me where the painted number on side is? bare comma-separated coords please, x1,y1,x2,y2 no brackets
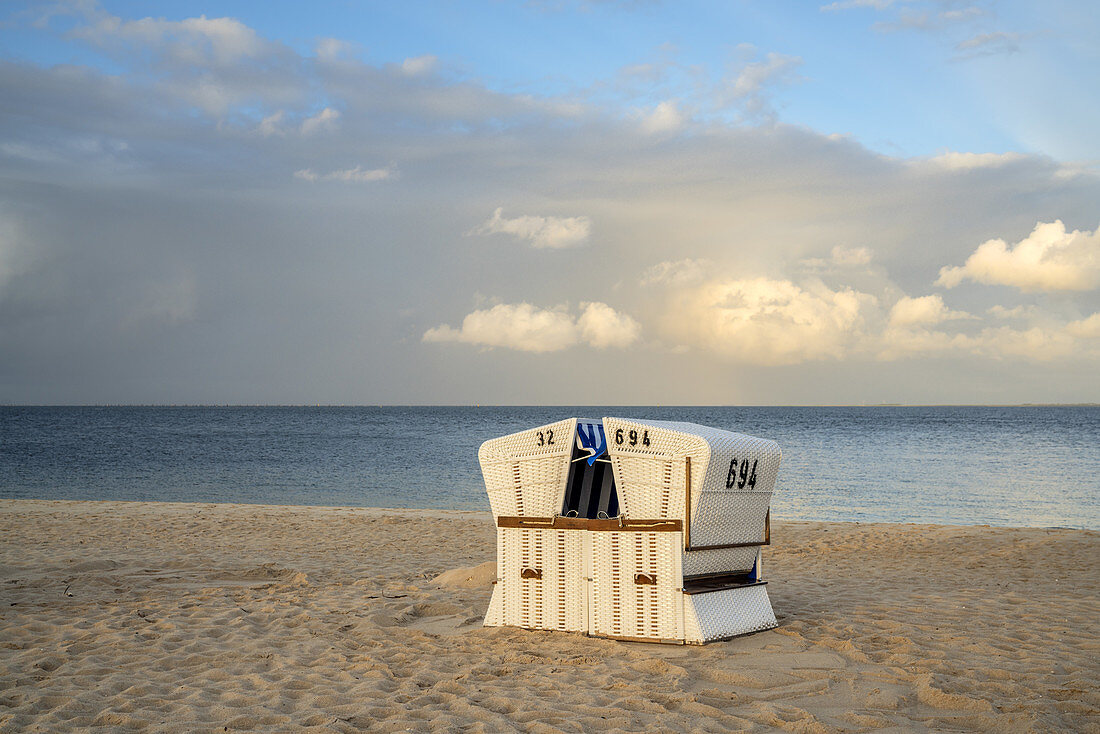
613,428,650,447
726,458,758,489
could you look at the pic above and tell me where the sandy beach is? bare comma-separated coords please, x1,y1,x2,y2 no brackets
0,500,1096,732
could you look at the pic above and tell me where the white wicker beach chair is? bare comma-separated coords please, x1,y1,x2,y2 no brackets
481,417,781,644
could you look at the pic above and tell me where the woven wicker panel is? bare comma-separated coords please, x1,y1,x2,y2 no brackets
479,418,576,519
689,429,779,548
483,584,504,627
688,491,772,548
682,545,761,577
694,431,782,495
591,531,683,640
603,417,708,521
683,585,777,644
494,527,586,633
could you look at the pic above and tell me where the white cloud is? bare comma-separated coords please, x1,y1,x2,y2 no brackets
257,110,285,137
723,49,803,122
300,107,340,135
937,220,1100,292
888,294,971,326
577,301,641,348
955,31,1024,58
663,278,876,365
1066,312,1100,339
640,258,711,287
315,37,356,62
986,304,1037,320
821,0,895,10
294,165,394,183
922,151,1027,170
638,100,685,134
423,301,639,352
401,55,438,75
256,107,340,136
74,13,268,64
471,208,591,249
966,325,1079,361
877,325,969,360
831,245,873,265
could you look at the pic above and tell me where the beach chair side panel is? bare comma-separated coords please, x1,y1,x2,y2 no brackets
683,585,778,644
479,418,576,518
682,546,761,576
590,531,683,642
493,527,586,633
688,432,781,549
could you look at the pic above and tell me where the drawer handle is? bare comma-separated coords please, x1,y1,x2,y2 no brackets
521,567,542,580
634,573,657,585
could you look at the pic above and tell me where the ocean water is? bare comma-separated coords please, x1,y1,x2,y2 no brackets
1,406,1097,529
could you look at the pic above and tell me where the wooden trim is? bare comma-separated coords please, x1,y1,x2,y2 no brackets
685,539,768,552
683,569,756,583
682,572,767,595
496,516,682,532
683,581,768,596
587,633,685,645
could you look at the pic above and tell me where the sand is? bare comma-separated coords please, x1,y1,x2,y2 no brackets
0,500,1097,732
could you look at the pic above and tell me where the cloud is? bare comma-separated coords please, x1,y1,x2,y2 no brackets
831,245,873,265
937,220,1100,292
2,5,1099,403
1066,312,1100,339
294,165,394,182
300,107,340,135
888,294,971,326
73,13,269,64
821,0,895,10
401,55,438,75
921,151,1027,170
638,100,685,134
470,208,591,249
257,106,340,136
662,278,876,365
640,258,711,287
422,301,639,352
722,48,803,122
315,37,356,62
986,304,1037,320
954,31,1025,58
577,301,642,348
799,246,872,270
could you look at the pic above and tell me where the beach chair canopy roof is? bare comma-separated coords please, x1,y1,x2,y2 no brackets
479,417,781,530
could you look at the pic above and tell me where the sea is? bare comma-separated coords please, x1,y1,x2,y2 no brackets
1,406,1097,530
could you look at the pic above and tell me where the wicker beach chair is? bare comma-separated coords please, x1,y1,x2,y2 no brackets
481,417,781,644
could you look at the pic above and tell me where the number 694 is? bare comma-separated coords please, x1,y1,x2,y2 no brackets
614,428,650,447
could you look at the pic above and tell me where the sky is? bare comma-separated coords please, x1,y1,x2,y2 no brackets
0,0,1098,405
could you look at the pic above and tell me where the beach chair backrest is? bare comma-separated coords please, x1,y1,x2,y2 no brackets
561,419,619,519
